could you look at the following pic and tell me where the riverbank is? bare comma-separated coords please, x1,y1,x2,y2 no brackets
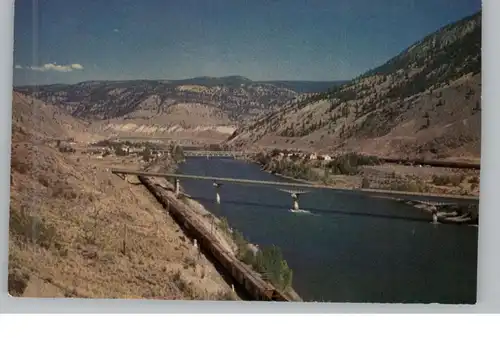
251,156,479,226
146,156,303,301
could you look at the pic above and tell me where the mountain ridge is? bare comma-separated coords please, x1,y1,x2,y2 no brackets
227,11,482,161
15,77,347,94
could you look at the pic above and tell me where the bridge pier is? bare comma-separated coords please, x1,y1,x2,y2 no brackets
292,193,299,211
175,178,180,197
431,206,438,224
213,182,221,204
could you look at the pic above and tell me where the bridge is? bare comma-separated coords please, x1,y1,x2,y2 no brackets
183,150,257,157
110,169,479,220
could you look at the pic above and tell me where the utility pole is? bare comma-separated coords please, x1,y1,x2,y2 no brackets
123,222,127,254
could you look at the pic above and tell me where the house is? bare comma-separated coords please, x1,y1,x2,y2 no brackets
308,153,318,160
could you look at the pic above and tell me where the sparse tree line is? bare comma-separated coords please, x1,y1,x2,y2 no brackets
218,218,293,292
255,151,383,182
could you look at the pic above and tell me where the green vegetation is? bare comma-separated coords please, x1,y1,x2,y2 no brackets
139,147,152,162
361,177,370,188
255,151,383,182
269,159,321,181
327,153,382,176
169,143,185,163
255,152,318,181
432,174,465,186
254,246,293,292
468,176,480,184
113,145,128,156
388,180,428,193
218,217,293,292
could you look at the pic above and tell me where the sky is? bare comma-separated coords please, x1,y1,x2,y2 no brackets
12,0,481,85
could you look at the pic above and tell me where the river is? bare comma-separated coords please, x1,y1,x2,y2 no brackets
177,157,478,304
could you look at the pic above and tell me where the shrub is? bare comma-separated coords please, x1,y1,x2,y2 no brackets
432,174,464,186
9,207,58,249
114,146,127,156
388,179,426,193
11,157,28,174
253,245,293,292
361,177,370,189
469,176,480,184
432,175,451,186
170,144,185,163
322,168,331,184
226,219,293,292
327,153,382,176
217,217,230,233
269,159,321,181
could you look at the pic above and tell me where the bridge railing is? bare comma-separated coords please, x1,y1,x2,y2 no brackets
110,168,480,206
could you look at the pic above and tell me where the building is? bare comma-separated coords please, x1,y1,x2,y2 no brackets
308,153,318,160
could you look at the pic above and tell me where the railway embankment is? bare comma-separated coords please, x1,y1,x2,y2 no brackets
136,173,302,301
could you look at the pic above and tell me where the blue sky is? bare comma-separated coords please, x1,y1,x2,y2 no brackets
12,0,481,85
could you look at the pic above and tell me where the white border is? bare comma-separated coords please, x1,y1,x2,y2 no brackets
1,0,499,316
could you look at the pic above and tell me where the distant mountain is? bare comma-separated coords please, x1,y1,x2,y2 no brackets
169,75,254,87
227,11,482,161
14,78,298,123
14,76,347,137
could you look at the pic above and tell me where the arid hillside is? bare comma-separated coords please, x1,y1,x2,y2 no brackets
14,77,304,141
8,93,236,299
227,11,481,162
11,92,96,143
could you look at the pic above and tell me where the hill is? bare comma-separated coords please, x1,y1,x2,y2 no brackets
14,77,348,141
10,92,95,143
14,77,298,140
227,11,482,161
8,92,236,299
15,77,290,121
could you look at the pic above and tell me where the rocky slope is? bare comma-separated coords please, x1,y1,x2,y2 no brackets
227,11,482,161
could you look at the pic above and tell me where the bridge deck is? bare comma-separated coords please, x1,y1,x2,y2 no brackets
110,168,479,204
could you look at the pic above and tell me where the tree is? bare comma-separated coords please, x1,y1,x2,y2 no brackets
322,168,330,184
361,177,370,188
423,112,431,128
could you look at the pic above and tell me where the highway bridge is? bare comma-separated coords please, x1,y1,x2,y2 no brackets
183,150,257,157
110,169,479,213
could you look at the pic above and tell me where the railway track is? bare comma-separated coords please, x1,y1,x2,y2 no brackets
138,175,294,302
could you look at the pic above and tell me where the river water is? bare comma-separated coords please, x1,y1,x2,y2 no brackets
177,157,478,304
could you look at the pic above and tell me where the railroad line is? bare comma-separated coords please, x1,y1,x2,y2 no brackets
137,175,294,302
